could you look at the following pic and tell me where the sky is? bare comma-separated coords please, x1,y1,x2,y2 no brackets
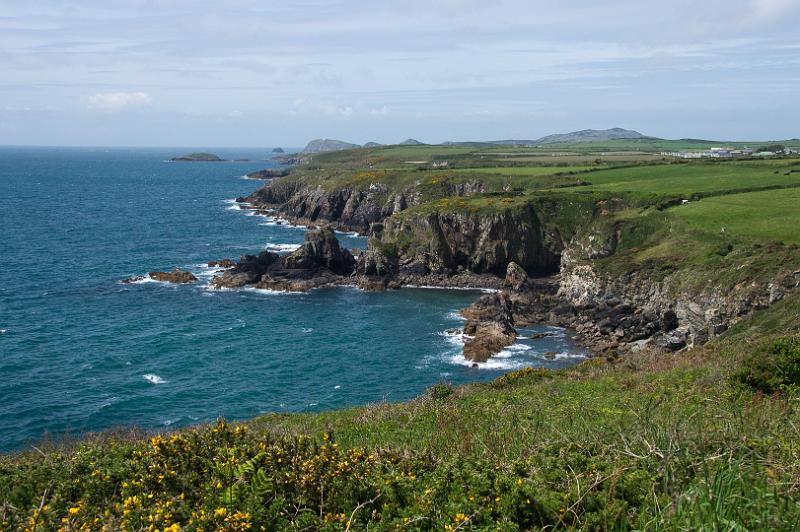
1,0,798,147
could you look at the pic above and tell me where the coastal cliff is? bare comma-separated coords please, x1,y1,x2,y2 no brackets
240,161,800,361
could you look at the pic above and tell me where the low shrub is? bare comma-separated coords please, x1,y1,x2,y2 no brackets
734,336,800,394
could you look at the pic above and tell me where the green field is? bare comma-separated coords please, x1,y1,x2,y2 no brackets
676,187,800,244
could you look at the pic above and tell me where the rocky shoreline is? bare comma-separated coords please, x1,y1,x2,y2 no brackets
232,176,800,364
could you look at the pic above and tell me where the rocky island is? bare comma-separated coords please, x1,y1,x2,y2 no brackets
170,152,225,162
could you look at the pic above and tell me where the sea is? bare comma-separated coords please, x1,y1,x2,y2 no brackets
0,147,587,451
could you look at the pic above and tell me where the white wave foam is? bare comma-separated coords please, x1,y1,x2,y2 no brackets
404,284,499,293
122,275,155,284
334,385,341,389
0,329,6,334
505,343,532,352
302,327,313,333
239,286,300,296
143,374,167,384
448,353,529,371
265,243,302,252
335,230,361,237
553,351,586,360
436,329,469,347
446,311,466,321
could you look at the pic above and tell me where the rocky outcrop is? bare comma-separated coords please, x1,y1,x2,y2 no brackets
212,227,355,292
461,292,516,362
148,270,198,284
282,226,355,275
504,261,529,291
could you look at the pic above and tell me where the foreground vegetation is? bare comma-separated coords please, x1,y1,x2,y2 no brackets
2,293,800,530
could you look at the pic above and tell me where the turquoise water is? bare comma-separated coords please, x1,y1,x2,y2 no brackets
0,147,586,452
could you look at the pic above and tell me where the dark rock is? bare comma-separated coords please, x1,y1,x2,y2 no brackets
283,227,356,276
212,227,354,292
543,351,557,360
662,310,679,331
530,332,554,340
208,259,235,268
148,270,198,284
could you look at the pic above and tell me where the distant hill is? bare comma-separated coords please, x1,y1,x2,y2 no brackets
399,138,424,145
271,147,285,153
302,139,360,154
485,128,653,146
363,142,383,148
536,128,649,145
170,152,224,162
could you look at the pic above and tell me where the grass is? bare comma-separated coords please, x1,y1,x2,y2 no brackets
675,187,800,244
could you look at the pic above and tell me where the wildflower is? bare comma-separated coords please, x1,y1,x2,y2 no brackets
69,507,81,516
214,508,227,518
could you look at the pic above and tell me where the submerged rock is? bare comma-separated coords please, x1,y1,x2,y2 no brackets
148,270,198,284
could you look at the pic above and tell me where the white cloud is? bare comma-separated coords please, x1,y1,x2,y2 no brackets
752,0,798,21
227,110,243,118
87,91,152,109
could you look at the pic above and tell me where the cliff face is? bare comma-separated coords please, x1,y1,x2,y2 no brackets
554,222,800,351
244,178,486,234
371,206,562,277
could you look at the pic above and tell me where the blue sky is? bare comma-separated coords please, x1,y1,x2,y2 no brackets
1,0,798,146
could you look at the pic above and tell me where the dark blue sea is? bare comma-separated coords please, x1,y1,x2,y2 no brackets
0,147,586,451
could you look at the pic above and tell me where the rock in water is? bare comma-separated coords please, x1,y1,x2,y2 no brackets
212,251,280,288
283,226,356,276
207,259,235,268
461,292,517,362
211,226,355,292
463,320,517,363
148,270,198,284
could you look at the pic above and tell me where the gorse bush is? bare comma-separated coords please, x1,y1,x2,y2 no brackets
427,383,454,400
735,336,800,394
